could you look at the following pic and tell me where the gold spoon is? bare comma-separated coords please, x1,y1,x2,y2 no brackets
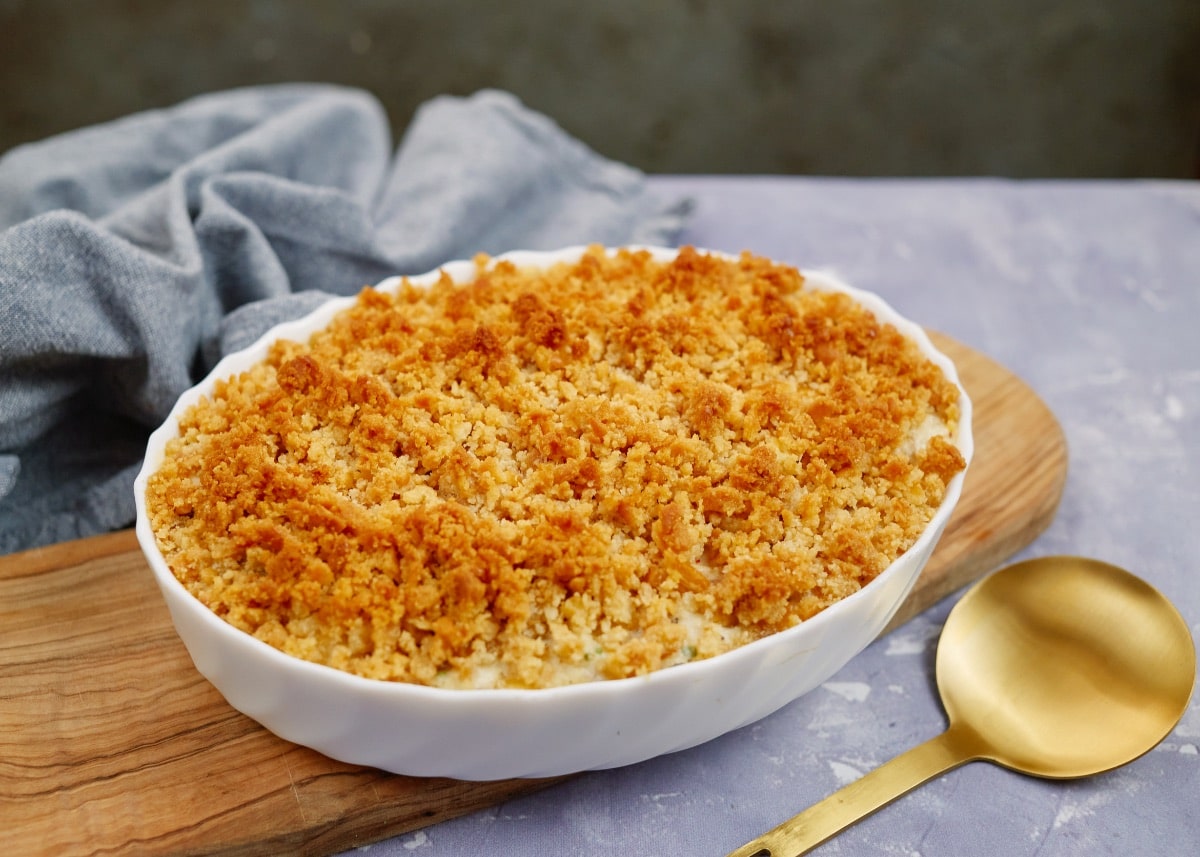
727,555,1197,857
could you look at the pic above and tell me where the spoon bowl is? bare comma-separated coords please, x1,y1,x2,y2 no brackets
938,555,1195,778
729,555,1196,857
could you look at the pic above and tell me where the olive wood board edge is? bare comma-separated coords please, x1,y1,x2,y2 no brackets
0,334,1068,857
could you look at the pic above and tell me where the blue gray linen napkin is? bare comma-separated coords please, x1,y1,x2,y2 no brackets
0,84,691,554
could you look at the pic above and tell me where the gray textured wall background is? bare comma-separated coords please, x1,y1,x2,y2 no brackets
1,0,1198,178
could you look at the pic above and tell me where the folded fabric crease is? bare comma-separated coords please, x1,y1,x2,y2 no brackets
0,84,691,554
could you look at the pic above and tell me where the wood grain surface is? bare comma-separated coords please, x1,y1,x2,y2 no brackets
0,335,1067,857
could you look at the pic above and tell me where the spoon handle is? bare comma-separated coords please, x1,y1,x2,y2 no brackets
726,726,975,857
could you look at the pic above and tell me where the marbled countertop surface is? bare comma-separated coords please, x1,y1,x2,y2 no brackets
341,176,1200,856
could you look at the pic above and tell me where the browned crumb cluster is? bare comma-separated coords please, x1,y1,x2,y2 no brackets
146,246,965,689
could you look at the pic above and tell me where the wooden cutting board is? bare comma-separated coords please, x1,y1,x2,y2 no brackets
0,335,1067,857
